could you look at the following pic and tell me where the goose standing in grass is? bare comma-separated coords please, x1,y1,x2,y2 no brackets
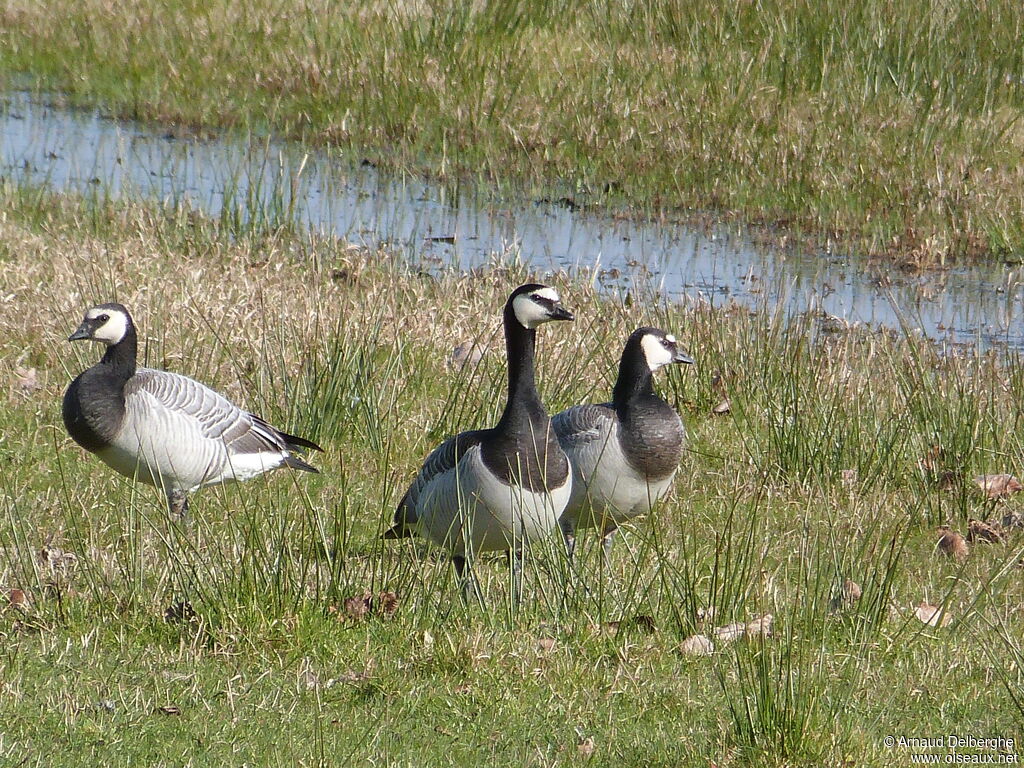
385,284,574,597
553,327,694,563
62,303,322,519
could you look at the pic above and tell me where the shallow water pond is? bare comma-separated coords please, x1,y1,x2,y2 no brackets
3,90,1023,350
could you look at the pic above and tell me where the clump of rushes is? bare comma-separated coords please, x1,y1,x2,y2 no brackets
0,185,1023,763
3,0,1024,262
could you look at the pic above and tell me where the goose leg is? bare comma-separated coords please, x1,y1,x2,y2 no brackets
558,517,577,563
601,525,618,569
510,546,525,604
453,554,481,603
167,489,190,523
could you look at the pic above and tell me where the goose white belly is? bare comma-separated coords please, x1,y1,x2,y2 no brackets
564,424,676,530
414,444,571,554
101,391,286,492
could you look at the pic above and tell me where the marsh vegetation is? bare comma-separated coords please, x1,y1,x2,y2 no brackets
3,0,1024,262
0,186,1022,765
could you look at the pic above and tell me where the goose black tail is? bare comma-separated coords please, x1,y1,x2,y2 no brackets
285,455,320,473
279,430,324,453
382,522,412,539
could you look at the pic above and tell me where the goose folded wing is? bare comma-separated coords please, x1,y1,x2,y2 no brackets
396,430,486,524
127,369,286,455
552,404,615,445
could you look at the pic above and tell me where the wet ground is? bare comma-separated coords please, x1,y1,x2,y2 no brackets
3,91,1023,350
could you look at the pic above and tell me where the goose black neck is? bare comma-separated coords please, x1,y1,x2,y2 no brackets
99,325,138,380
613,344,656,415
497,308,545,429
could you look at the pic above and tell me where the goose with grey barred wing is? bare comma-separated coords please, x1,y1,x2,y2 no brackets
553,327,694,563
62,303,322,519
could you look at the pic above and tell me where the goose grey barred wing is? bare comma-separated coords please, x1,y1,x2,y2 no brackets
384,429,486,539
551,403,616,446
126,369,283,454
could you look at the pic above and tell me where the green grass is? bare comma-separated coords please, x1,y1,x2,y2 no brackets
3,0,1024,263
1,185,1024,765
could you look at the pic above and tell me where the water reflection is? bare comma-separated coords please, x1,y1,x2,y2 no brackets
2,91,1022,350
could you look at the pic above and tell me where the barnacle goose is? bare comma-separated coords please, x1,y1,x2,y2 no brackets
385,284,574,598
62,303,322,519
552,327,694,562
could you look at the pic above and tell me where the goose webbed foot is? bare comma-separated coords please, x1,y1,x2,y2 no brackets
453,554,481,603
167,490,190,523
558,517,577,563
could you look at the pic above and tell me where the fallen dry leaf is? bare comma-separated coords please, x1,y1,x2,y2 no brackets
679,634,714,656
1002,511,1024,529
537,637,556,653
450,341,484,369
843,581,860,606
164,600,198,624
830,578,862,612
341,592,372,620
936,526,969,561
7,588,28,609
595,614,657,637
695,606,716,625
713,622,746,644
967,518,1005,544
14,366,39,393
577,736,596,759
842,578,862,603
974,474,1023,499
155,705,182,716
712,399,731,415
745,614,773,640
377,591,399,616
914,602,952,627
333,590,400,621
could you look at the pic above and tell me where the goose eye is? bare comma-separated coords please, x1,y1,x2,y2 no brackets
97,314,110,323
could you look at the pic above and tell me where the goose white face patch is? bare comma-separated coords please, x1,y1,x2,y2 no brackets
640,333,676,371
87,307,129,344
512,287,561,329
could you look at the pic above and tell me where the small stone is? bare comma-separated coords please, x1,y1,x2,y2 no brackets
712,399,731,415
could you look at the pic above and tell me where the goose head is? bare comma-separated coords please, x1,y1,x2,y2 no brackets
634,327,695,371
508,284,574,329
68,303,134,346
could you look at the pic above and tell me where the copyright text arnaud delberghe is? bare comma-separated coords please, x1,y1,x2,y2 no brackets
884,735,1019,764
